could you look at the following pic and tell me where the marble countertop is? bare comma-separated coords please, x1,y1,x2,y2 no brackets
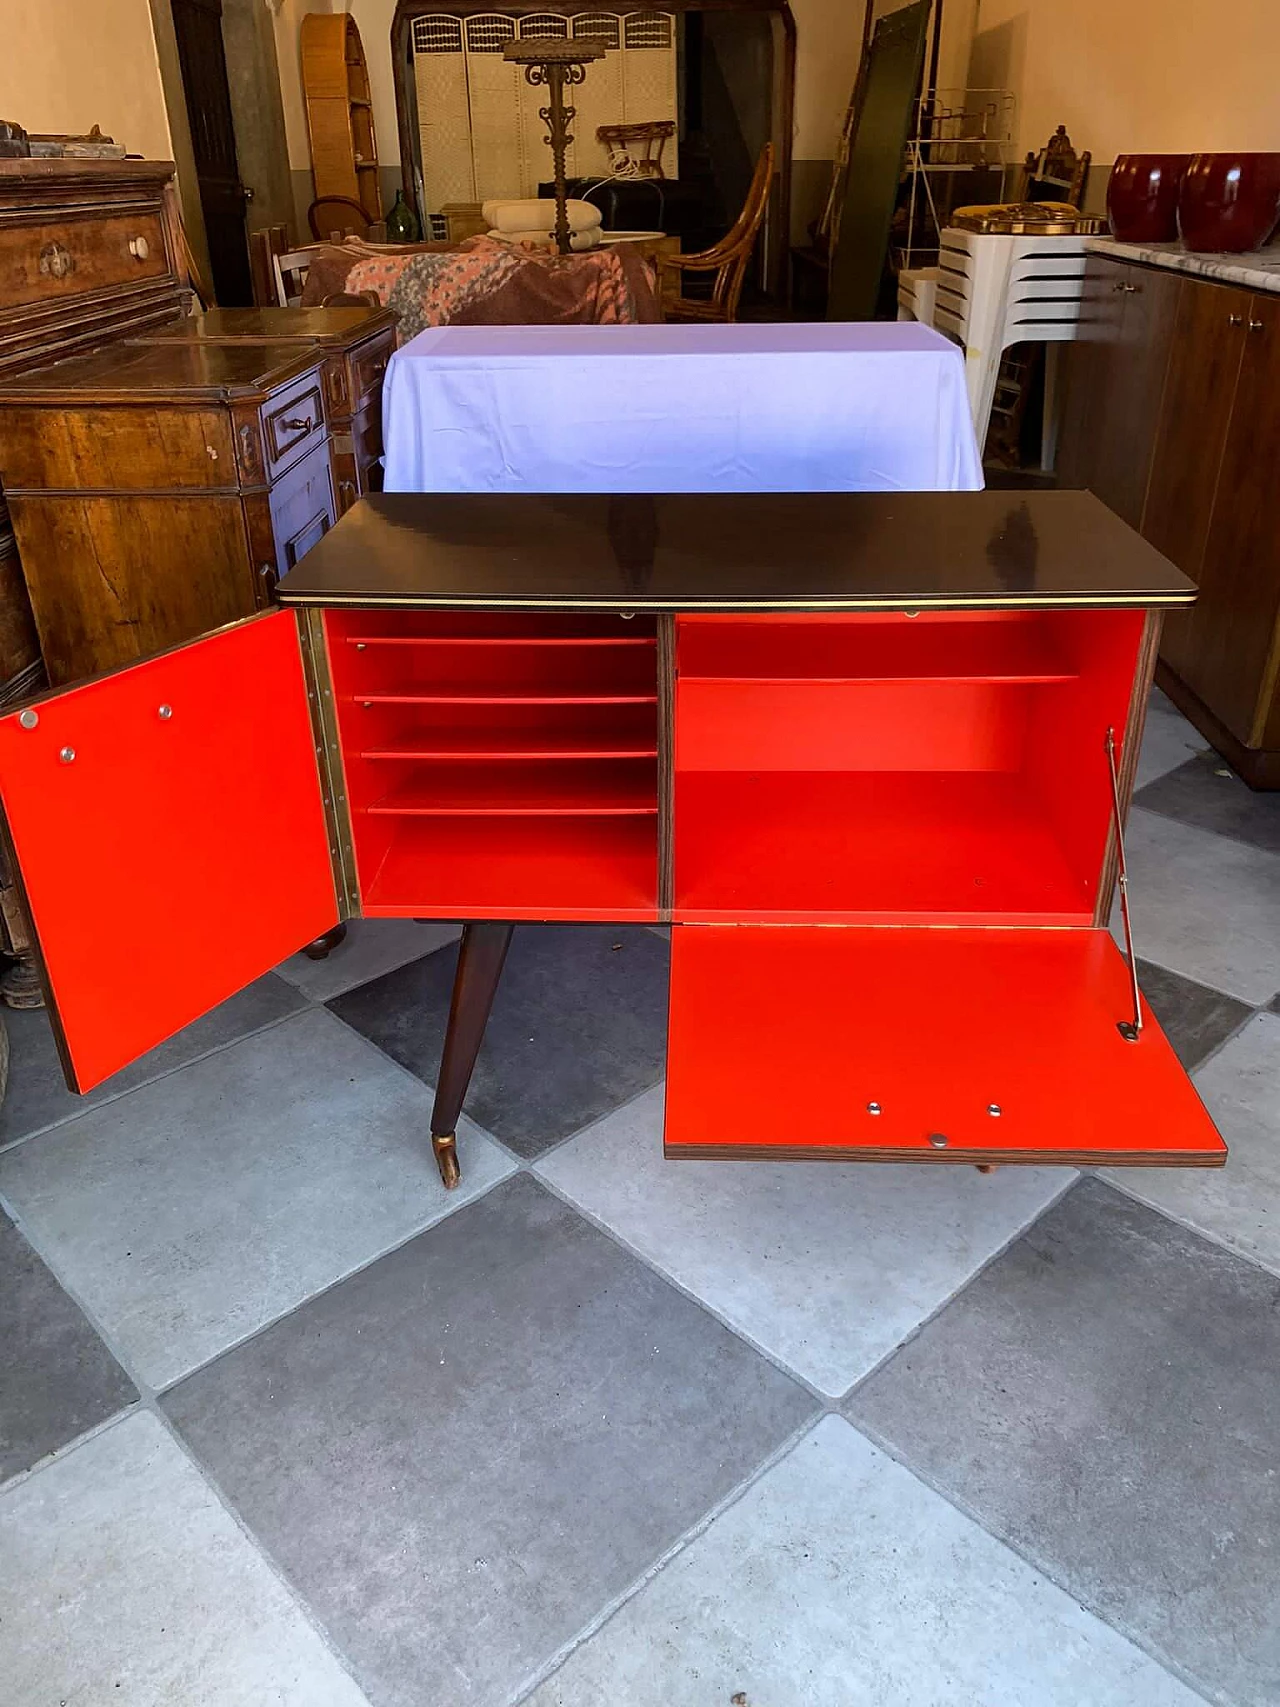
1089,236,1280,295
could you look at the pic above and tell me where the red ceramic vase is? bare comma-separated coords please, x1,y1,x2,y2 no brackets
1107,154,1192,243
1178,153,1280,252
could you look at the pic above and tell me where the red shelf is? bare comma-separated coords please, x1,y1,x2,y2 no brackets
347,634,655,650
367,762,657,816
353,692,658,707
363,816,658,920
677,613,1075,684
674,770,1095,924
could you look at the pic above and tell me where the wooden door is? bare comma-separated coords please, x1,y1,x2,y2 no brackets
171,0,253,305
1143,276,1245,580
1056,257,1180,528
1181,294,1280,746
0,612,338,1091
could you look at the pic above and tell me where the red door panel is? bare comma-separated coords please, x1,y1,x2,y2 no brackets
0,612,338,1091
665,926,1225,1167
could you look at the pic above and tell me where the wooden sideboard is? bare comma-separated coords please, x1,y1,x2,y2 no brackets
0,341,338,684
0,157,192,705
129,305,397,515
1058,252,1280,787
0,491,1227,1186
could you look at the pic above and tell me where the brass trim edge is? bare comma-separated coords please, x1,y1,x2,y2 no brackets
665,1142,1226,1168
297,607,361,918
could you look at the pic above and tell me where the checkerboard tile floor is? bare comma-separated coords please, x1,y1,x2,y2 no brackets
2,690,1278,1707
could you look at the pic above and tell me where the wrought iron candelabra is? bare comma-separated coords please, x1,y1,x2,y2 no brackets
503,39,606,256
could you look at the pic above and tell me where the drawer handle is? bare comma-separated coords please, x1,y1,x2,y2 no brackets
128,235,150,261
280,415,314,433
1229,313,1245,327
38,242,75,280
1249,318,1265,333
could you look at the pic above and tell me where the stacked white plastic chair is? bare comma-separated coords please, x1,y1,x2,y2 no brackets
900,228,1093,464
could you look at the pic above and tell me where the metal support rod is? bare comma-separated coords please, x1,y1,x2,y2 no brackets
1106,726,1143,1042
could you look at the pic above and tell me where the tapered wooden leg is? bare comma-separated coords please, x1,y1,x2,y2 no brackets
303,923,347,961
430,923,514,1189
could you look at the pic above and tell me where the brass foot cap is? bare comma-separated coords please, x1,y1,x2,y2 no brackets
432,1132,461,1190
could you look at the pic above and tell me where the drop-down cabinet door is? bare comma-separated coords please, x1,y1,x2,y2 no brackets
664,608,1226,1168
664,924,1224,1166
0,610,340,1092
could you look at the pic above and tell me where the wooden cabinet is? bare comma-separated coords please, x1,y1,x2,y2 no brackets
130,305,397,516
1056,255,1181,529
1057,254,1280,786
0,490,1227,1177
0,342,336,684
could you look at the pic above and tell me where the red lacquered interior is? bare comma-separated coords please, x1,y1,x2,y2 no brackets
0,612,338,1091
665,925,1225,1164
323,608,660,919
672,609,1145,925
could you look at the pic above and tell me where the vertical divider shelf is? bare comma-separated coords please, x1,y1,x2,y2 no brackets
323,609,662,919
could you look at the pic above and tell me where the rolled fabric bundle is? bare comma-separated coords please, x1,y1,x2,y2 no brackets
486,227,602,252
481,197,602,236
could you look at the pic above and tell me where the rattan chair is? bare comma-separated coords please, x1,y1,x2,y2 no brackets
308,196,376,241
657,142,775,323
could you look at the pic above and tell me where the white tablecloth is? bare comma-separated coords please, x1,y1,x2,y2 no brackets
381,322,983,494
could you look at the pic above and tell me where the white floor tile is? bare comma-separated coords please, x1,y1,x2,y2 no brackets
0,1411,370,1707
525,1417,1199,1707
1104,1012,1280,1274
1115,809,1280,1005
537,1087,1072,1395
276,918,460,1001
0,1008,514,1388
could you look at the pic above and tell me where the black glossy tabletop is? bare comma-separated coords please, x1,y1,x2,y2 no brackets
277,490,1195,611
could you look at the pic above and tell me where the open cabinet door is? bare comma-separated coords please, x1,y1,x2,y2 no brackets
0,612,340,1092
666,926,1225,1167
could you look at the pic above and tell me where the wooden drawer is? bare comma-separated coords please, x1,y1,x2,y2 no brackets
0,209,170,312
260,368,327,479
331,397,384,513
267,438,336,593
348,328,394,414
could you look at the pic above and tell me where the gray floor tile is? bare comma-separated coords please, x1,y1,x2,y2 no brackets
0,1411,370,1707
849,1178,1280,1707
276,918,461,1001
1136,692,1207,787
1105,1012,1280,1277
1135,750,1280,854
526,1417,1201,1707
329,925,670,1157
0,1211,136,1484
0,973,308,1151
538,1086,1072,1396
1135,958,1253,1070
0,1008,514,1388
1115,808,1280,1005
165,1175,815,1707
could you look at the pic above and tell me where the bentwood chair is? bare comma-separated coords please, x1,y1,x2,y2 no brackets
657,142,775,323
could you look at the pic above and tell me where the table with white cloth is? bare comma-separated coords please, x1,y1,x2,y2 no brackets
381,322,983,494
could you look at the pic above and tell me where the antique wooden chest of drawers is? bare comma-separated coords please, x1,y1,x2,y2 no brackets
0,340,337,684
130,304,397,515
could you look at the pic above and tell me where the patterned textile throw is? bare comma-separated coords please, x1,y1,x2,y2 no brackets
342,235,660,336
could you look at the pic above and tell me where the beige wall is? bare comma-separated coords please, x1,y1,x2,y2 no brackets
970,0,1280,162
1,0,172,159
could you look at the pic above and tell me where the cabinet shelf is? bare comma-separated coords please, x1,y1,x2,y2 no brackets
352,692,658,707
677,613,1075,684
674,770,1095,925
367,762,657,817
363,817,658,920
